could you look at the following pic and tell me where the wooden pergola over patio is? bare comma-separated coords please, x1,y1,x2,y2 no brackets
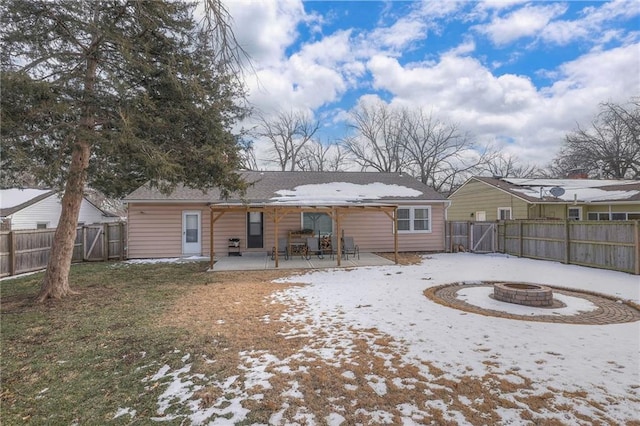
209,204,399,270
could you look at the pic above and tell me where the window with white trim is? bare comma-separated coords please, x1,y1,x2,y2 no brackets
397,207,431,233
588,212,636,221
497,207,512,220
568,207,581,220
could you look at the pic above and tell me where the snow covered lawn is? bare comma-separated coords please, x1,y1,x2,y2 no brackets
134,253,640,425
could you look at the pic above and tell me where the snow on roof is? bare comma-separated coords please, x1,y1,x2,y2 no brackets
503,178,640,202
0,189,52,209
504,178,637,188
270,182,423,205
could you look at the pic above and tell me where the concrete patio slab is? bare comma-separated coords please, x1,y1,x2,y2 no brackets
209,252,395,271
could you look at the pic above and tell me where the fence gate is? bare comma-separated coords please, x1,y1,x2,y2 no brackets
84,225,105,260
83,223,126,261
471,222,496,253
446,221,497,253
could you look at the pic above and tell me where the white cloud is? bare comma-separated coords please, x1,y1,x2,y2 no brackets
445,38,477,56
225,0,305,67
541,0,640,46
476,3,568,46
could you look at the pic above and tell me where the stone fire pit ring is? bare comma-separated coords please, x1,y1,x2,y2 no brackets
493,282,554,307
424,281,640,324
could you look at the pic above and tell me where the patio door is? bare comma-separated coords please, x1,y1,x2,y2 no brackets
247,212,263,248
182,211,201,255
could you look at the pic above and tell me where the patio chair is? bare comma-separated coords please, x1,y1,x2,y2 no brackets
342,236,359,260
305,236,324,259
271,237,289,260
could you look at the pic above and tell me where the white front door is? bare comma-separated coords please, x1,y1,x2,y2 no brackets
182,211,201,255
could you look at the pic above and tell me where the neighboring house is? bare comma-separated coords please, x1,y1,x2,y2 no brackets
123,171,449,262
447,176,640,222
0,188,118,230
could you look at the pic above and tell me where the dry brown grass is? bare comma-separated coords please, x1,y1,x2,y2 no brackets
161,268,631,424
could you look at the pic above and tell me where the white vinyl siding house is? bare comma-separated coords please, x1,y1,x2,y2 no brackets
0,189,117,230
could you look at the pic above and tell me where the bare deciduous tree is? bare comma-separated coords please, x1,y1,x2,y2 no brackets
481,153,542,178
297,140,347,172
256,111,319,171
552,99,640,179
238,137,259,170
343,101,497,194
341,101,408,173
401,108,492,194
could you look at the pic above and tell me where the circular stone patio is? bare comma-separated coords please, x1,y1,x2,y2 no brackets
424,282,640,325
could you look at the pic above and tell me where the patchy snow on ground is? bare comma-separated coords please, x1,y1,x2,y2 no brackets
115,256,209,266
126,253,640,424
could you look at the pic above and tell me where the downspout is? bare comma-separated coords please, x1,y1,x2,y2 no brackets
444,200,452,251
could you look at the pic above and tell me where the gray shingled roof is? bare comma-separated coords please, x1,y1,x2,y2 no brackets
123,171,446,204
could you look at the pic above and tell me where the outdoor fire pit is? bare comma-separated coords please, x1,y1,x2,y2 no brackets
493,282,554,307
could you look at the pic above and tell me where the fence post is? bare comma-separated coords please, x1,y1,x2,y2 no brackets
564,219,570,265
82,225,88,261
8,231,16,276
634,220,640,275
103,223,109,261
518,221,524,258
467,221,472,252
119,222,125,260
502,222,507,253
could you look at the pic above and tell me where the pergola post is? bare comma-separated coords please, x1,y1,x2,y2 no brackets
209,209,227,270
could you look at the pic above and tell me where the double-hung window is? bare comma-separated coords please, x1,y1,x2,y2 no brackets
396,207,431,233
497,207,512,220
568,207,581,220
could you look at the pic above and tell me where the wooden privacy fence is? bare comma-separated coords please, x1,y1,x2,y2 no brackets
0,222,126,278
446,220,640,274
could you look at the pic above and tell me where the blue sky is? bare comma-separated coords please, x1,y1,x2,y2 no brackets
225,0,640,169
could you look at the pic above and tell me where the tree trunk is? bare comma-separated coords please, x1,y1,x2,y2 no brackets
38,39,98,301
37,143,89,301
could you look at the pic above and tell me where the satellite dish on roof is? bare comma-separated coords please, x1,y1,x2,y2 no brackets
549,187,565,197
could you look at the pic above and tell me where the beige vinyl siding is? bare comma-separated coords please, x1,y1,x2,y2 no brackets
127,203,212,258
129,202,446,258
211,213,244,255
341,203,445,252
448,180,529,221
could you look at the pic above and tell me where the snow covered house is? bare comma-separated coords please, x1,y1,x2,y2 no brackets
0,188,119,231
123,171,449,265
447,176,640,222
